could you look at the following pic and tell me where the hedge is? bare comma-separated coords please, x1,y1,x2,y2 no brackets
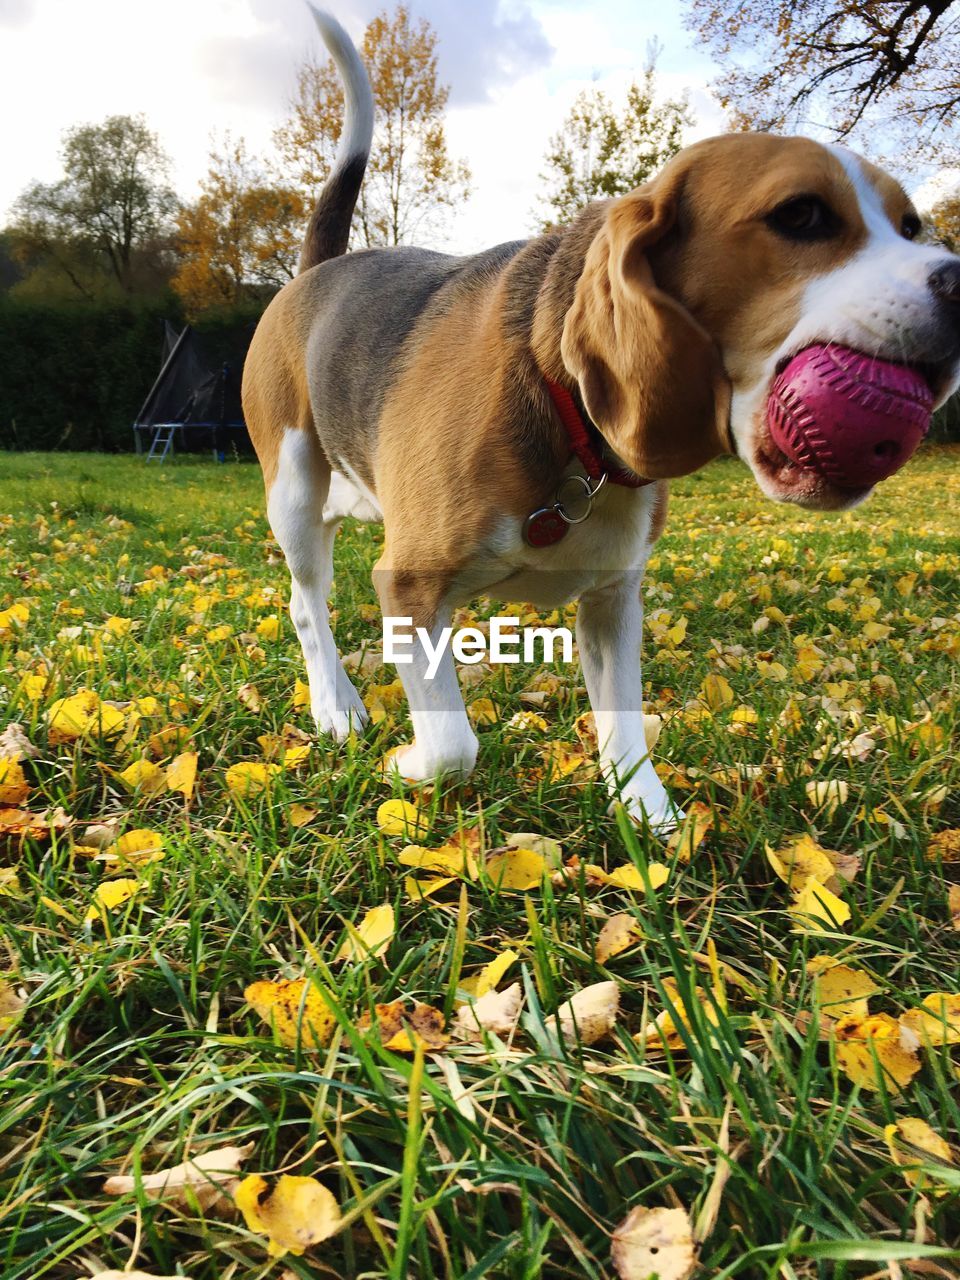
0,297,265,453
0,295,958,451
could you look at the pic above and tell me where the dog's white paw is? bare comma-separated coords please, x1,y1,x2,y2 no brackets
314,679,368,743
614,788,685,837
389,734,478,782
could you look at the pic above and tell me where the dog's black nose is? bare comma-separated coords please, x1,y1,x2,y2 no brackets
929,260,960,304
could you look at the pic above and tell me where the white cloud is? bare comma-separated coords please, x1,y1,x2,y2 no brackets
0,0,721,255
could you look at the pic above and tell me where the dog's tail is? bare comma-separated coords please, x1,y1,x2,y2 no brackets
297,5,374,274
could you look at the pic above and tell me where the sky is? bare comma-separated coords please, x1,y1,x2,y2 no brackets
0,0,728,254
0,0,954,256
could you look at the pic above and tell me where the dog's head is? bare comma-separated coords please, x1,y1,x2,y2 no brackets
561,133,960,510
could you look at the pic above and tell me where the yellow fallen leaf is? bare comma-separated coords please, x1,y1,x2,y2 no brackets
612,1204,696,1280
788,877,850,932
502,831,563,865
335,903,395,962
404,873,457,901
47,689,125,743
884,1117,954,1196
540,739,590,780
485,846,546,890
226,761,280,798
245,977,336,1050
293,678,310,710
256,615,281,641
555,980,619,1045
85,878,143,923
0,868,20,897
103,828,165,867
834,1013,921,1092
595,913,644,963
166,751,198,800
103,1142,254,1211
467,696,498,726
584,862,670,891
459,949,519,999
900,992,960,1046
456,983,523,1039
280,744,311,769
700,672,734,710
810,960,879,1019
361,999,448,1052
376,798,430,838
766,835,838,891
0,757,29,806
505,710,549,736
288,802,318,828
398,843,478,879
635,978,719,1053
666,802,713,863
117,759,166,796
235,1173,341,1258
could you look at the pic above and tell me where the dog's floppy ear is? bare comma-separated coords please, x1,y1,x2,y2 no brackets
561,182,731,479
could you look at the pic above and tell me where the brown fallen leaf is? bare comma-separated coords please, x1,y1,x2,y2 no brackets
949,885,960,931
237,682,263,712
361,1000,448,1052
612,1204,696,1280
0,805,70,847
927,829,960,863
455,983,523,1039
0,723,39,760
0,978,26,1030
91,1272,192,1280
555,981,619,1045
103,1142,254,1212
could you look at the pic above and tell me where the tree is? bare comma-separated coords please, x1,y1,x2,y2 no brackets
927,191,960,250
684,1,960,164
537,57,693,229
274,4,470,247
8,114,176,296
172,136,307,316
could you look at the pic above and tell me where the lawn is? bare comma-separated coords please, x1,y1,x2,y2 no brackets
1,447,958,1280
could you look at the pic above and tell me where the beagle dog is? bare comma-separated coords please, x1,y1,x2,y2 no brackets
242,8,960,832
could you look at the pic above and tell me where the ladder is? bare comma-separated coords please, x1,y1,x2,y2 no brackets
146,423,178,462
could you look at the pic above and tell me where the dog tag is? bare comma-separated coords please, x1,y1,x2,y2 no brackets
522,506,568,547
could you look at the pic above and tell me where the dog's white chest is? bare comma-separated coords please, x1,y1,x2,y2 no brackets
457,480,661,608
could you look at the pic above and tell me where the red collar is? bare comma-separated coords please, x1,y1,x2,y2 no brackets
544,378,650,489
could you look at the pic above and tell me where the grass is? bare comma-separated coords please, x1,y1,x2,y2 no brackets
1,447,959,1280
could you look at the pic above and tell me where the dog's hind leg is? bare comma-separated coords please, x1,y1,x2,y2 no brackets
268,427,367,742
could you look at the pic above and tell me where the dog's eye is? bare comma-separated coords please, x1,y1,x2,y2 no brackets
901,212,921,241
766,196,838,241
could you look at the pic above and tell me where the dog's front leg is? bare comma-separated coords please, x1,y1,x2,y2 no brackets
376,569,478,782
577,573,683,834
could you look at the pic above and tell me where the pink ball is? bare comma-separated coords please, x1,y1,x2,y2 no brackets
766,344,933,489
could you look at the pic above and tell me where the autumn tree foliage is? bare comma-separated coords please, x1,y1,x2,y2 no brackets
8,114,176,299
274,4,470,247
927,191,960,251
685,1,960,163
537,57,693,229
172,137,306,317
